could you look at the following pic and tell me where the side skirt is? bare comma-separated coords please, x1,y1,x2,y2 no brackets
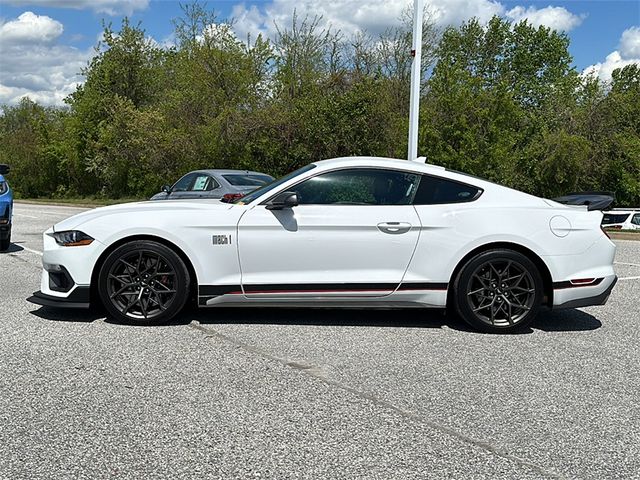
198,282,449,308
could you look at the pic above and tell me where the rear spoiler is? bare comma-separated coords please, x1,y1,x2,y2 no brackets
551,192,615,211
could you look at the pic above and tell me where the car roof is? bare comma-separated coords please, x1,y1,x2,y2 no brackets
310,156,498,188
312,156,444,172
189,169,273,177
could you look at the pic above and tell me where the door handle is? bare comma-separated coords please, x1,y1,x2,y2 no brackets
377,222,412,234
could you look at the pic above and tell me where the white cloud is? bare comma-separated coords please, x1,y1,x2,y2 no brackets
0,12,90,106
4,0,149,16
231,1,588,41
506,5,585,31
619,26,640,58
0,11,63,44
428,0,504,27
231,0,504,42
583,26,640,82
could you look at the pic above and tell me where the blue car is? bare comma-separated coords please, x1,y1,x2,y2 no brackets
0,164,12,251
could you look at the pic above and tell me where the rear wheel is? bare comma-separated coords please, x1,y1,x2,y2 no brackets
453,249,543,333
98,240,190,325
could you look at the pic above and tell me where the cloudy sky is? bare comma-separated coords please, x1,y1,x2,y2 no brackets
0,0,638,106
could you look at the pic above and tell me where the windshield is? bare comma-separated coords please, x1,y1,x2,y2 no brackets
223,173,273,186
234,164,317,204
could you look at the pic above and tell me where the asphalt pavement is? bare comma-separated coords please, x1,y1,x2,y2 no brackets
1,202,639,480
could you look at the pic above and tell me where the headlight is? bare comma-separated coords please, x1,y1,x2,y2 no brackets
0,181,7,195
51,230,94,247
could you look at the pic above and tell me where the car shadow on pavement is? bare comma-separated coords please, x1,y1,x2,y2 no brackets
532,308,602,332
29,304,602,334
1,243,23,253
191,307,602,334
29,306,105,323
192,307,465,330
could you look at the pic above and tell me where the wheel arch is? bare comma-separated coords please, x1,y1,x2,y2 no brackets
447,242,553,308
90,234,199,305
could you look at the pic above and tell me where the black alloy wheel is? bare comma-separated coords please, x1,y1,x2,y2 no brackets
98,240,190,325
454,249,543,333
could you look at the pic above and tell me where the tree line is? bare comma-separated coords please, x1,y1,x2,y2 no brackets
1,4,638,205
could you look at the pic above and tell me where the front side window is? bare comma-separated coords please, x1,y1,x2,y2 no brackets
413,175,481,205
172,173,197,192
239,164,317,204
631,214,640,226
291,169,420,205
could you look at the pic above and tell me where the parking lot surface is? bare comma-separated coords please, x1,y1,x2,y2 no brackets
1,202,639,480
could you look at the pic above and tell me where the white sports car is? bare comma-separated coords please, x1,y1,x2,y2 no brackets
28,157,617,333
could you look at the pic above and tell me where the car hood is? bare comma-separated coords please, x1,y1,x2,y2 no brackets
54,199,234,232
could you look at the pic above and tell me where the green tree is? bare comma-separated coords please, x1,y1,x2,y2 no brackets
0,98,65,197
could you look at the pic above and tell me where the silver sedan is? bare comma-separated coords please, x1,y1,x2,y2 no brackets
150,169,274,201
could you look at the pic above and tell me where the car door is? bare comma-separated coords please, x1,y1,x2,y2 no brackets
237,168,421,297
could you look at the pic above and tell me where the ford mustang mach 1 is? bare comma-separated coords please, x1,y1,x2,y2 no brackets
28,157,617,333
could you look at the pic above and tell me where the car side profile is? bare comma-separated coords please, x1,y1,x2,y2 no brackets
149,169,274,201
0,164,13,251
28,157,617,333
602,209,640,230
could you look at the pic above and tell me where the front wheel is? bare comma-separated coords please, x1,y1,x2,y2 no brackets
98,240,190,325
0,229,10,251
453,249,543,333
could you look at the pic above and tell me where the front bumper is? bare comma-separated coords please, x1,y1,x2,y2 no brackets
29,229,105,308
28,287,91,309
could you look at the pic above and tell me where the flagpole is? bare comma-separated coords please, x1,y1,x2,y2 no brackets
407,0,423,161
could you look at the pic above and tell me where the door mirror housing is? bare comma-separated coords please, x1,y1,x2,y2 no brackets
266,191,299,210
161,184,172,194
0,164,9,175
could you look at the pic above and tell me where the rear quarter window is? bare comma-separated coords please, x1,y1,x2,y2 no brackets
413,175,482,205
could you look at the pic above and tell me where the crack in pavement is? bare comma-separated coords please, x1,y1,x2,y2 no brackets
189,322,566,480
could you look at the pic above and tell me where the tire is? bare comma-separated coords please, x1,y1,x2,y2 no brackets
453,249,543,333
98,240,190,325
0,230,10,251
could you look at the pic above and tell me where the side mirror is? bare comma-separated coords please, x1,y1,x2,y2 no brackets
266,191,299,210
161,184,172,194
0,164,9,175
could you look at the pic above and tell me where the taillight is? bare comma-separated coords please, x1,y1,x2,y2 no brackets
221,193,245,203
